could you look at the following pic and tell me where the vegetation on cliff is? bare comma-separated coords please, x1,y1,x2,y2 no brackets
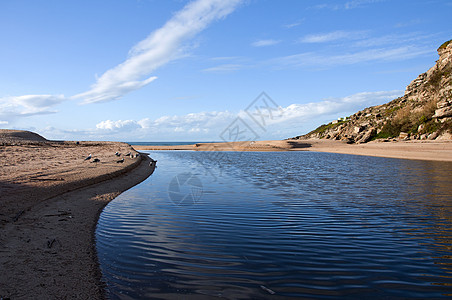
292,40,452,143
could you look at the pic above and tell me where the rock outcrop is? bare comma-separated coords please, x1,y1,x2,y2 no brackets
292,40,452,143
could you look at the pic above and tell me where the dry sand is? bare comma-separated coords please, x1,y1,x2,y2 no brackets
0,130,156,299
1,130,450,299
133,139,452,162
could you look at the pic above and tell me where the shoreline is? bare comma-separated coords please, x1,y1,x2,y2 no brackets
1,136,450,298
0,141,155,299
133,139,452,162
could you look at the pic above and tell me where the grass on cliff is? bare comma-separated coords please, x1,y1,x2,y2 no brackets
309,120,348,137
438,39,452,51
373,99,438,139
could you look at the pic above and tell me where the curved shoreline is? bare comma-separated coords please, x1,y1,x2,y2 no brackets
133,139,452,162
0,144,155,299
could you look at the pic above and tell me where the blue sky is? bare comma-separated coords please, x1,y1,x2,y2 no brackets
0,0,450,141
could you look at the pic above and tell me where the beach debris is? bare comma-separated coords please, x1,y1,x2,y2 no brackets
92,158,100,163
260,285,276,295
117,158,124,163
47,238,61,249
12,210,25,222
84,154,92,161
115,151,121,156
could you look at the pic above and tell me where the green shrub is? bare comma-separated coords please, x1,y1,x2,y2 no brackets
438,39,452,51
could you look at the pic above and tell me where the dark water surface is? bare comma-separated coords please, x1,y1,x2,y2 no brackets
96,151,452,299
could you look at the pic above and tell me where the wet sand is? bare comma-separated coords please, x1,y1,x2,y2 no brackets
0,135,155,299
133,139,452,162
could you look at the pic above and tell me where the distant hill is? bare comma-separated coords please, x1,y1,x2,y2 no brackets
0,129,48,143
292,40,452,143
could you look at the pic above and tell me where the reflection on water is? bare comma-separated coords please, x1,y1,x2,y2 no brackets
96,151,452,299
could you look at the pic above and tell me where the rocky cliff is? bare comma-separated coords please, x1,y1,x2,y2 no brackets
292,40,452,143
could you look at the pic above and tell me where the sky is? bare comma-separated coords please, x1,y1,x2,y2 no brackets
0,0,450,142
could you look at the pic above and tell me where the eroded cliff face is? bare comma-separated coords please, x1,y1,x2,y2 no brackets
293,40,452,143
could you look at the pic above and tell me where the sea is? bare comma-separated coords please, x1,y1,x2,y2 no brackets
96,150,452,299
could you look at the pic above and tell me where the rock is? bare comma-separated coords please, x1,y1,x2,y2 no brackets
428,132,438,140
354,126,363,134
434,106,452,118
356,128,376,144
292,40,451,142
399,132,409,139
437,131,452,140
437,101,451,109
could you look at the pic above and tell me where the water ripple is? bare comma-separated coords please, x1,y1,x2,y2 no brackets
96,151,452,299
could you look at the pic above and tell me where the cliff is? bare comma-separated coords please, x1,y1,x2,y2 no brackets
292,40,452,143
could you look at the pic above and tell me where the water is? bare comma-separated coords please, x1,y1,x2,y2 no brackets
96,151,452,299
126,141,216,146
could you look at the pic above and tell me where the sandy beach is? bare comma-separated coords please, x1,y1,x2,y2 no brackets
0,130,155,299
1,130,451,299
133,139,452,162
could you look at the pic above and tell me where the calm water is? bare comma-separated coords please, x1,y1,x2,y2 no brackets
127,141,217,146
96,151,452,299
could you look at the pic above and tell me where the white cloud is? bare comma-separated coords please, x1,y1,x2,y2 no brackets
272,46,430,68
96,119,142,131
276,90,401,123
251,39,281,47
91,90,401,140
74,0,243,104
299,30,367,43
0,94,66,122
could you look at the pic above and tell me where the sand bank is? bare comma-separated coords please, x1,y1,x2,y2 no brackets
133,139,452,162
0,138,155,299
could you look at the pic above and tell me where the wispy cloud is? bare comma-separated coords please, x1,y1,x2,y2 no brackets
284,19,304,29
251,39,281,47
351,32,432,48
394,19,423,28
299,30,368,43
312,0,383,10
210,56,242,61
74,0,243,104
0,94,66,123
202,64,243,72
272,46,430,68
